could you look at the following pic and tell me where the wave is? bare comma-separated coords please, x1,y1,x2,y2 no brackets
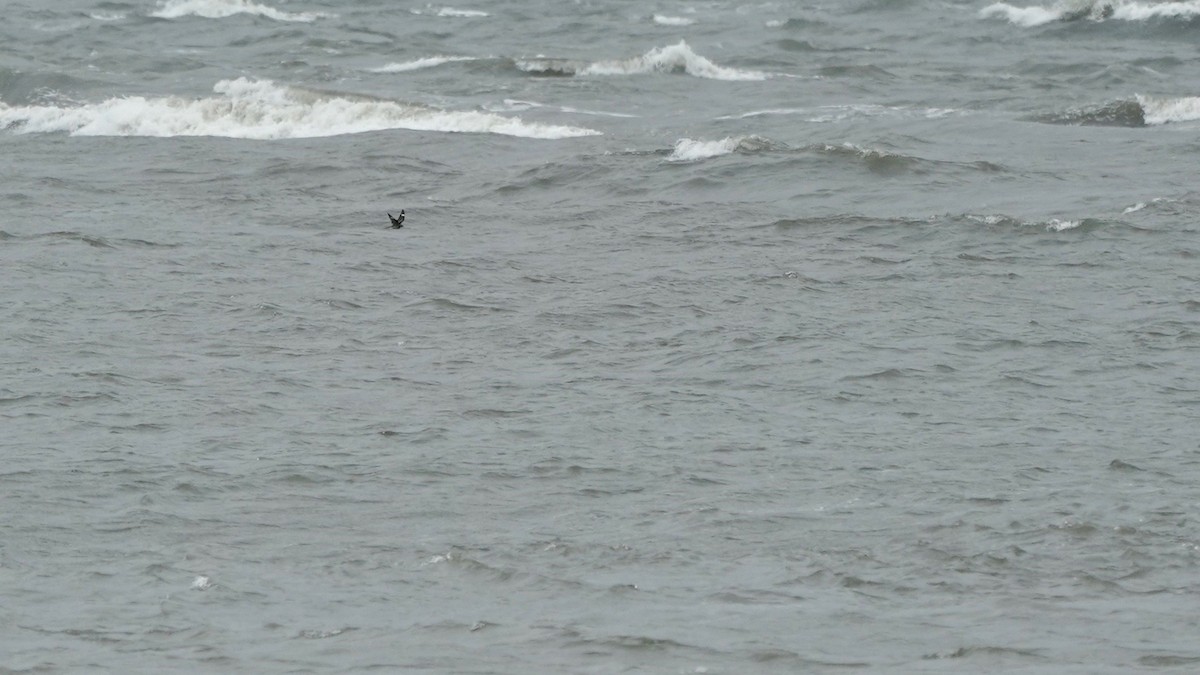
1138,94,1200,124
368,56,479,73
0,78,600,139
410,6,489,17
814,142,942,174
717,104,958,123
667,135,785,162
1032,95,1200,126
660,138,1004,175
653,14,695,26
980,1,1200,26
484,99,637,118
150,0,332,22
960,214,1102,232
516,41,770,81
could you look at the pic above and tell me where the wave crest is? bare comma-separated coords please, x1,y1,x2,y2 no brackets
584,41,768,81
653,14,695,26
1137,94,1200,125
518,42,769,81
1031,95,1200,126
0,78,600,139
368,56,478,73
981,1,1200,26
667,135,784,162
150,0,332,22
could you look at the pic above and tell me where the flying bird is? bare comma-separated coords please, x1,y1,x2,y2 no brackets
388,210,405,228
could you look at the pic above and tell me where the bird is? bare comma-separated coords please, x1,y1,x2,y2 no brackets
388,210,405,228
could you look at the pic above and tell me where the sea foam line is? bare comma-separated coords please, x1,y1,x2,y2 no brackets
0,78,600,139
150,0,332,22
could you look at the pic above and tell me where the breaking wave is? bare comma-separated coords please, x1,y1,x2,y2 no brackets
659,138,1007,176
433,7,489,18
653,14,696,26
1138,95,1200,125
0,78,600,139
667,135,784,162
981,0,1200,26
517,41,770,81
961,214,1103,232
368,56,479,73
1032,95,1200,126
150,0,332,22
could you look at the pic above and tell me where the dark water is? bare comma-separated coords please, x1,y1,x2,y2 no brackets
2,0,1199,672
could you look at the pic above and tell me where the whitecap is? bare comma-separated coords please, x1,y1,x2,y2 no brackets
151,0,332,22
559,106,638,118
580,41,768,81
667,135,780,162
964,214,1087,230
434,7,489,17
1046,219,1082,231
1112,1,1200,20
653,14,695,26
668,137,744,162
485,99,543,112
979,2,1064,26
1136,94,1200,125
191,575,212,590
0,78,601,140
981,1,1200,26
368,56,478,73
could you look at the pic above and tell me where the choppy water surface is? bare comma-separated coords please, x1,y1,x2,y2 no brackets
2,0,1199,672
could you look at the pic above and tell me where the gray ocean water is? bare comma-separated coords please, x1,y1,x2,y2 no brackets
3,0,1200,672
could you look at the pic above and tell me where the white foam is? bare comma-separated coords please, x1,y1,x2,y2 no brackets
653,14,695,26
981,1,1200,26
369,56,477,73
150,0,331,22
721,104,957,123
1046,219,1082,231
716,108,806,120
1121,197,1175,214
1136,95,1200,125
668,137,743,162
434,7,489,17
979,3,1062,26
485,99,636,118
0,78,600,140
1113,1,1200,19
965,214,1085,230
487,99,543,112
581,41,768,81
559,106,638,118
191,575,212,590
667,135,777,162
491,99,531,113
